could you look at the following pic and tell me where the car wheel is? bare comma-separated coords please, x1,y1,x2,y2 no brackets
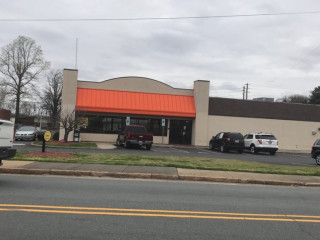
238,150,243,154
116,138,121,146
209,142,213,150
250,145,256,154
124,140,130,149
146,144,152,150
270,151,276,156
316,154,320,165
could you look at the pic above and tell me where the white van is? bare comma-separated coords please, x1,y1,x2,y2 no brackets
0,119,16,166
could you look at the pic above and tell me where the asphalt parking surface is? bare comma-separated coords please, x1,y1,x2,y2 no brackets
13,141,317,167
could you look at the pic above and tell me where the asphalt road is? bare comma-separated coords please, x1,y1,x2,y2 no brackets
14,141,316,167
0,174,319,240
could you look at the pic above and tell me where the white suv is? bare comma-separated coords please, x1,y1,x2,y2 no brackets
244,133,278,155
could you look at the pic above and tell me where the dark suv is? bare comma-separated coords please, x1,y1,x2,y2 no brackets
311,139,320,165
209,132,245,153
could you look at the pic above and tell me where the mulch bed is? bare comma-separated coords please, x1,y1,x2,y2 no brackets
24,152,75,158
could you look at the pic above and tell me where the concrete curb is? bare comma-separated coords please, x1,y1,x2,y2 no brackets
1,168,319,187
178,175,317,187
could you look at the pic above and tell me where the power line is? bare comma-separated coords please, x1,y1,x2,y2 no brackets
269,43,320,83
1,11,320,22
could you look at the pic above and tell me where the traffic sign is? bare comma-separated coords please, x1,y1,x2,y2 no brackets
126,117,130,125
44,131,51,141
161,119,165,127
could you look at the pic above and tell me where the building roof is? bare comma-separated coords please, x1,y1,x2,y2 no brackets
209,97,320,122
76,88,196,118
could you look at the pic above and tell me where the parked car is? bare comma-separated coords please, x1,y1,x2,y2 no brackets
311,139,320,165
209,132,244,153
244,133,278,155
116,125,153,150
15,126,38,141
0,119,16,166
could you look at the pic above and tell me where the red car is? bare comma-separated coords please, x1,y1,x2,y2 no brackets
116,125,153,150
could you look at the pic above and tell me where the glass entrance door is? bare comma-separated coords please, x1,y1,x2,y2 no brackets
169,120,192,144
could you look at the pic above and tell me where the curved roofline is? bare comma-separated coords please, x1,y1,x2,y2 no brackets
78,76,193,91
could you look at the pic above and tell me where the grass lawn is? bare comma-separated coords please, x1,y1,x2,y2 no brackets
33,141,97,148
13,152,320,176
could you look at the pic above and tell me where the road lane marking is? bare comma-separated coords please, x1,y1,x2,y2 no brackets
0,204,319,223
0,208,320,222
196,148,222,155
170,148,190,153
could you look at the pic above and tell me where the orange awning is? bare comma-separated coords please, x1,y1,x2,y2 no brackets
76,88,196,118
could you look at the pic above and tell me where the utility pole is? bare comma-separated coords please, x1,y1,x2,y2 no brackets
242,86,246,100
245,83,249,100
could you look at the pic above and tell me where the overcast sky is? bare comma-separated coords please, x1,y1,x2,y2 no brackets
1,0,320,100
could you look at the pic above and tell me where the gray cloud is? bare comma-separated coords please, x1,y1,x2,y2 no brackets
0,0,320,100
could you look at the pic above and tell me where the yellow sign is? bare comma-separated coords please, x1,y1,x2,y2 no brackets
44,131,51,141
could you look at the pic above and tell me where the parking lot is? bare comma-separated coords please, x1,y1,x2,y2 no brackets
13,141,317,167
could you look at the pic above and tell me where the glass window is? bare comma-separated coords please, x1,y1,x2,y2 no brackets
18,126,36,131
256,135,276,140
79,115,167,136
228,133,243,138
80,116,125,134
126,126,147,133
111,118,124,133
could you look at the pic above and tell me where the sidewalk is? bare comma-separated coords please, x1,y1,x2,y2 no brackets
1,160,320,187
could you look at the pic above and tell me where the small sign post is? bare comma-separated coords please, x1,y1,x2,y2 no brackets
126,117,130,126
161,119,165,144
42,131,51,153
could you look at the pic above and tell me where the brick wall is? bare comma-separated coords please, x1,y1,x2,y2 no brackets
0,109,11,120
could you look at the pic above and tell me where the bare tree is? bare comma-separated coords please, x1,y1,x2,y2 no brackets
19,101,42,117
59,110,86,142
0,36,50,125
0,86,7,109
41,69,63,128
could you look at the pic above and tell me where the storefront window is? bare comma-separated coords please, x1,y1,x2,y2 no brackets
80,116,125,134
80,115,167,136
131,118,167,136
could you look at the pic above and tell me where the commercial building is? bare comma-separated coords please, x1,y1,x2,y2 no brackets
60,69,320,151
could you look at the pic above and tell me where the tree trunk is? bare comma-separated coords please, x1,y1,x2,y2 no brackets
64,129,70,142
15,92,21,127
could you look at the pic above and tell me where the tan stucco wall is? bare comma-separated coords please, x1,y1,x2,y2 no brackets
207,115,320,151
192,80,210,146
80,133,169,144
59,69,78,141
77,77,193,96
80,133,118,142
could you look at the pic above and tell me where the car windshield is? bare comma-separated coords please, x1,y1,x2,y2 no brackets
18,126,35,131
228,133,243,138
127,126,147,133
256,135,276,140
